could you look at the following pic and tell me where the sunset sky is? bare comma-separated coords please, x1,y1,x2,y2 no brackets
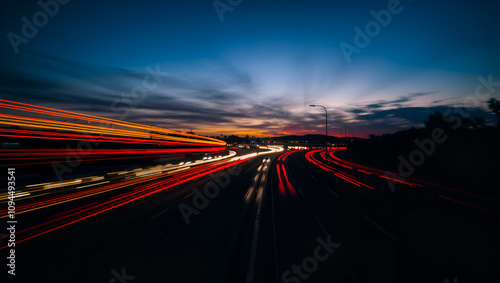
1,0,499,138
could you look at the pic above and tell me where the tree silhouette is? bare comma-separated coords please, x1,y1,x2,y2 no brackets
457,114,474,130
425,111,448,131
473,116,485,128
487,98,500,126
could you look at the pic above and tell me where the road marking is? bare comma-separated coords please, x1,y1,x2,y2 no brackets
244,185,255,202
150,230,175,253
314,214,329,237
184,192,194,199
148,208,170,222
260,173,266,183
362,215,397,242
329,189,340,198
270,161,281,283
296,186,305,198
128,200,145,208
245,185,264,283
64,248,109,277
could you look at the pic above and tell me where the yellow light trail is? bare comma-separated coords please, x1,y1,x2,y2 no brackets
0,99,225,145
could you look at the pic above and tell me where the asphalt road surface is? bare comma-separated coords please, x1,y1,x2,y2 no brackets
1,148,498,283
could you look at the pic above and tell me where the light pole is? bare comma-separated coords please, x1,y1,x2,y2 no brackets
333,121,347,146
333,122,347,138
309,104,328,152
332,127,342,137
347,126,352,145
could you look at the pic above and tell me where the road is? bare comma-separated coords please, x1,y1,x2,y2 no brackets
1,148,499,282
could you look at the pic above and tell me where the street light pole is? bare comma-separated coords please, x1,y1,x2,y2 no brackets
309,104,328,154
333,121,347,145
333,127,342,139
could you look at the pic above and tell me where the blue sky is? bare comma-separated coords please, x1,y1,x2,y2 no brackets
1,0,499,137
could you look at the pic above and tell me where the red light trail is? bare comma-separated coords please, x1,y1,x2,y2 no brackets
0,99,226,167
304,148,498,213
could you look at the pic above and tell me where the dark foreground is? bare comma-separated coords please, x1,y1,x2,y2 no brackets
1,149,498,283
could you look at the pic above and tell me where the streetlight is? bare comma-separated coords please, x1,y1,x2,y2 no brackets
332,127,342,137
309,104,328,152
332,121,347,146
347,126,352,145
333,121,347,138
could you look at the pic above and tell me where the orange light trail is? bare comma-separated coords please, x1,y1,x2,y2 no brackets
0,99,224,145
0,99,227,167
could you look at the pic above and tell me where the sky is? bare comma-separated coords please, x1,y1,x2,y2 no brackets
1,0,499,138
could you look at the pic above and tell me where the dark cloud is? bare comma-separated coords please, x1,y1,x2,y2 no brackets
362,91,437,110
432,97,461,104
356,107,450,124
1,51,496,138
285,105,497,138
366,103,383,109
0,51,292,133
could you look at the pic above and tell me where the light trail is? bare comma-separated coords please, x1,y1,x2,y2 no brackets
326,149,500,205
306,149,397,190
306,149,498,213
0,156,250,249
0,99,224,145
275,149,301,197
0,99,227,168
0,100,283,250
0,150,238,205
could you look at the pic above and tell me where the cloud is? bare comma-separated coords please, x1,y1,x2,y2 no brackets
353,91,437,111
1,51,496,138
432,97,462,104
356,106,450,124
0,51,294,134
366,103,383,109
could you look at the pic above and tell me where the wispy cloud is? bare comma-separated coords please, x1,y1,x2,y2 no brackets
1,51,496,138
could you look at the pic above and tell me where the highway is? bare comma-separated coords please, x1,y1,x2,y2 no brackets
2,147,498,282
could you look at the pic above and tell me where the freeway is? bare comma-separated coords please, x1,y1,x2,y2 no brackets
258,149,499,282
1,148,498,282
